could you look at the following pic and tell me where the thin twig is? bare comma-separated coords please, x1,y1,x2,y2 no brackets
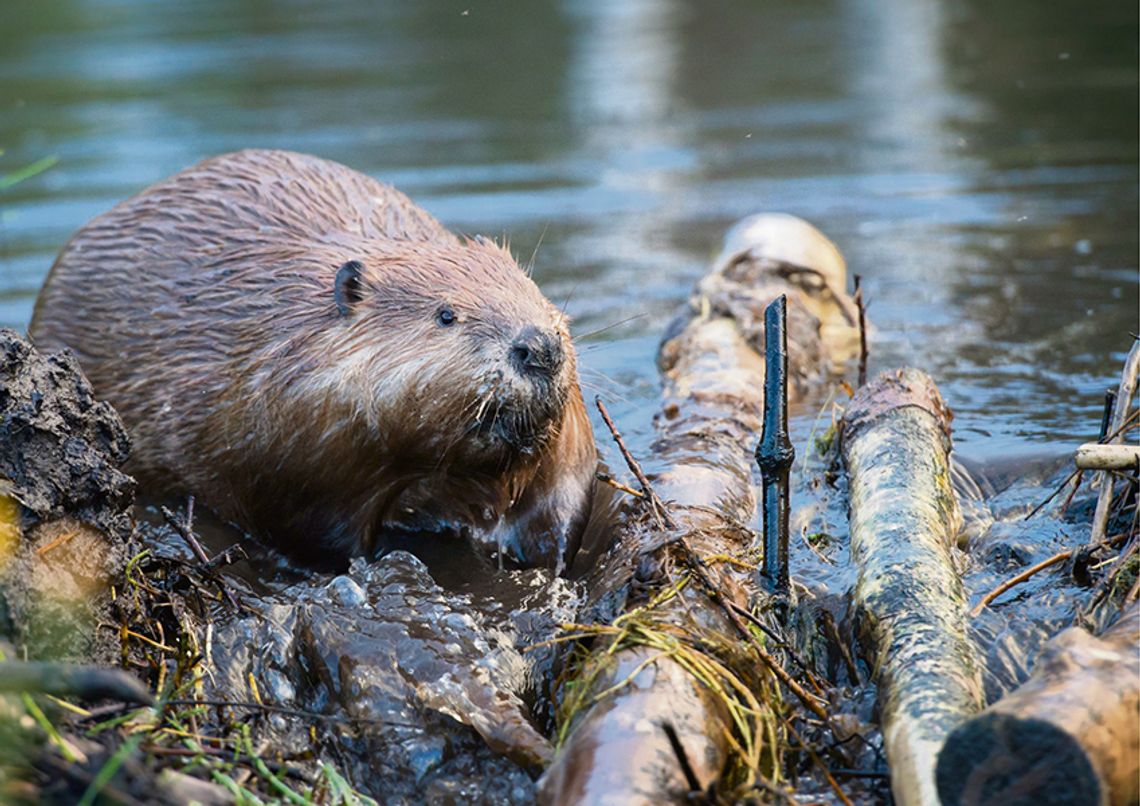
785,718,854,806
1024,468,1081,521
35,529,80,557
1058,470,1086,516
971,550,1073,617
728,602,827,696
595,397,674,529
853,275,868,388
831,769,890,780
595,472,645,499
818,609,861,686
161,498,242,613
200,544,249,574
163,698,419,728
661,722,704,797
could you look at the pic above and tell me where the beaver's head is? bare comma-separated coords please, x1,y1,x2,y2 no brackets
301,235,576,468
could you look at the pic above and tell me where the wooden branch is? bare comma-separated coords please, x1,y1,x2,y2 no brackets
1091,339,1139,543
840,368,985,806
0,661,152,705
756,294,794,601
1075,443,1140,471
937,602,1140,806
970,549,1072,617
853,274,868,387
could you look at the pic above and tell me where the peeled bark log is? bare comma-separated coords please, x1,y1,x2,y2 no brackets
840,368,985,806
1075,443,1140,471
539,215,860,804
936,601,1140,806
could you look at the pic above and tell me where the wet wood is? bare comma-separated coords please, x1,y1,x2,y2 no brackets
1090,339,1139,544
0,661,152,704
756,295,794,600
1075,442,1140,471
937,601,1140,806
839,368,985,806
539,214,859,805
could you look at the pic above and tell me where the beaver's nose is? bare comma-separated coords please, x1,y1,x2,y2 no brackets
510,326,564,378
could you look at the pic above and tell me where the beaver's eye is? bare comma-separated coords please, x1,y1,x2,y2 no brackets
437,307,457,327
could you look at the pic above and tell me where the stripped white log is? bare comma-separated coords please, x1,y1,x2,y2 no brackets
1075,442,1140,472
840,368,985,806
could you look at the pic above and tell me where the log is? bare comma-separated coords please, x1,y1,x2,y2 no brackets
936,601,1140,806
840,368,985,806
539,215,860,804
1074,443,1140,472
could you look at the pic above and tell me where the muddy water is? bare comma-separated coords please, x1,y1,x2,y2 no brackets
0,0,1136,799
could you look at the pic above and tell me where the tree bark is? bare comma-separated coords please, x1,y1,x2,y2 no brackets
840,368,985,806
539,215,860,804
936,601,1140,806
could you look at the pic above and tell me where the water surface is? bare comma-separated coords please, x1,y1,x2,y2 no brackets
1,0,1136,464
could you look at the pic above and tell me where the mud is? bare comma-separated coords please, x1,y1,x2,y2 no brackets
0,328,1133,805
0,329,133,537
158,539,583,802
0,329,134,665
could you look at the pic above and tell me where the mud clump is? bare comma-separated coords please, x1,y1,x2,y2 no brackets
0,329,135,663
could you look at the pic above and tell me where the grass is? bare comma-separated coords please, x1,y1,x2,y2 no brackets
0,538,380,805
547,568,786,798
0,155,58,191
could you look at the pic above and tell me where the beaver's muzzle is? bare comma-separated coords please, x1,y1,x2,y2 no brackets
509,326,564,381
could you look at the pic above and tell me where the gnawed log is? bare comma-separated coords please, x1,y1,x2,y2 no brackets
936,601,1140,806
840,368,985,806
539,215,859,804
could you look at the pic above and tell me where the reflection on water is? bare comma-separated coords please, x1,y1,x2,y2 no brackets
0,0,1136,464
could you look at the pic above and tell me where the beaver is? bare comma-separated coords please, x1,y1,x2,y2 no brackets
30,149,597,569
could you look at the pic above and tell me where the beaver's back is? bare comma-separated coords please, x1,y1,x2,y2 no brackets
29,149,457,493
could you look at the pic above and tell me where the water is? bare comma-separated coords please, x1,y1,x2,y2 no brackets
1,0,1135,467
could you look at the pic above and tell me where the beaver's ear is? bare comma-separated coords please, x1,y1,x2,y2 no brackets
334,260,364,316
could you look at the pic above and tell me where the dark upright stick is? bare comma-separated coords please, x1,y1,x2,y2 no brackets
756,295,794,601
854,274,868,387
1099,389,1117,442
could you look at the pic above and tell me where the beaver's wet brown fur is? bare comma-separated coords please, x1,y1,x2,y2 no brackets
30,149,597,568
